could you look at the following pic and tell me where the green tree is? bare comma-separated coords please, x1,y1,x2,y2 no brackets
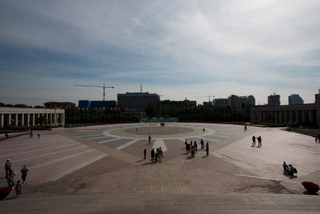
145,102,156,118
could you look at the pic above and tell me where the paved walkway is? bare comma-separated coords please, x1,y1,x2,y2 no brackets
0,123,319,213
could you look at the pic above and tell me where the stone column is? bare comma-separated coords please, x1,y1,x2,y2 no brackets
60,113,64,126
52,112,56,125
289,111,293,123
45,113,48,125
0,113,3,128
302,110,306,124
283,111,287,123
309,110,313,123
14,114,18,126
257,110,261,123
295,110,299,124
21,114,24,126
30,114,36,126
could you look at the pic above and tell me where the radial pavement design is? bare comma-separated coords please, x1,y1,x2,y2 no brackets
0,123,319,197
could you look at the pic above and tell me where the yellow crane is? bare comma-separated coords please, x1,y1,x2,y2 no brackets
74,83,114,101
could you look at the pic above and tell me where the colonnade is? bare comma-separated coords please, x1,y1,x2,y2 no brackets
0,107,65,128
251,104,317,125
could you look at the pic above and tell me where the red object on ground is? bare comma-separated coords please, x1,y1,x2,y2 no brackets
301,181,320,193
0,187,12,200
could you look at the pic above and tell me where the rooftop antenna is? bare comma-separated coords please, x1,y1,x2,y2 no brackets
140,84,142,93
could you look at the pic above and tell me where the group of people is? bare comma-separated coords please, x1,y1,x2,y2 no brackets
4,159,29,197
283,161,297,177
185,140,197,155
145,137,211,162
150,147,163,162
251,136,262,147
185,139,209,157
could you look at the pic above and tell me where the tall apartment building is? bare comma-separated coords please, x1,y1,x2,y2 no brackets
288,94,304,105
213,98,228,107
117,92,160,114
228,95,256,109
268,94,281,106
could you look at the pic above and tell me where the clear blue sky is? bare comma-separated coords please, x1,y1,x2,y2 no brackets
0,0,319,107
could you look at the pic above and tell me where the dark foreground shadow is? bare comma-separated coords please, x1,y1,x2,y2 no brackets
141,161,160,166
2,195,16,201
303,191,319,195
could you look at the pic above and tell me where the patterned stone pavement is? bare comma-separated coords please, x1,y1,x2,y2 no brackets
1,123,320,213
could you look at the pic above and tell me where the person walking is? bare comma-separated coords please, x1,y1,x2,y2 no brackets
5,159,12,179
200,139,204,150
155,148,158,162
151,149,155,161
15,180,23,197
159,147,163,158
144,149,147,160
252,136,256,147
206,144,209,156
20,165,29,184
148,135,151,145
158,148,162,162
7,169,15,187
244,125,247,132
186,142,190,154
257,136,262,147
185,140,188,153
191,146,195,158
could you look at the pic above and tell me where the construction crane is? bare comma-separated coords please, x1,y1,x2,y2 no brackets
270,86,278,96
194,95,215,103
74,83,114,101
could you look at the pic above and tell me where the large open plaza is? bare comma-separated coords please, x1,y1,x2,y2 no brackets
1,123,320,213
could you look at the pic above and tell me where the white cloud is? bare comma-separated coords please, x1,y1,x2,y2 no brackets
0,0,319,106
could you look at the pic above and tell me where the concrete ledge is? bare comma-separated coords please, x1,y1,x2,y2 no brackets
0,131,29,141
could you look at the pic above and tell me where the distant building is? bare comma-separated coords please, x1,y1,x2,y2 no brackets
288,94,304,105
117,92,160,114
78,100,116,109
213,98,228,108
0,107,65,128
203,101,213,106
44,101,75,109
251,92,320,126
228,95,255,109
247,95,256,106
183,98,197,106
268,94,281,106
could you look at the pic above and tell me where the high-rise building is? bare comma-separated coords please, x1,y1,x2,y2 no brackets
213,98,228,107
228,95,256,109
117,92,160,114
288,94,304,105
268,94,281,106
183,98,197,106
